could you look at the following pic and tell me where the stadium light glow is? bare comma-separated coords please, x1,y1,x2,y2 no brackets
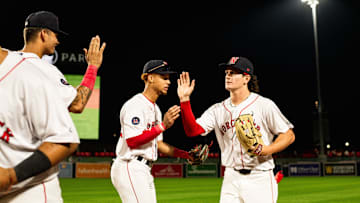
301,0,326,161
301,0,319,8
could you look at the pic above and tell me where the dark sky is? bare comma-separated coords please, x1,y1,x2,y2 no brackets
1,0,359,152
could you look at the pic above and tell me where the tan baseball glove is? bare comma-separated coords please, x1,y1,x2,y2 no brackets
235,114,264,157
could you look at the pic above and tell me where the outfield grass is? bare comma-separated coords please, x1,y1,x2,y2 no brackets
60,176,360,203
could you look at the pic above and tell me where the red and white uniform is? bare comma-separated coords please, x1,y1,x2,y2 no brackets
182,92,293,203
111,93,163,203
0,51,79,202
15,52,77,107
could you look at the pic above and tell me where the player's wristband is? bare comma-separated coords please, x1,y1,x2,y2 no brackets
14,150,52,183
80,65,98,90
173,148,190,159
158,122,166,132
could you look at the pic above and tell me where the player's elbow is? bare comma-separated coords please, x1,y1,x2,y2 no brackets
68,143,79,154
288,129,295,144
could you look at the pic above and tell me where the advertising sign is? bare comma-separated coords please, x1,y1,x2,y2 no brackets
75,162,111,178
324,162,357,176
151,163,183,178
288,162,321,176
186,163,218,177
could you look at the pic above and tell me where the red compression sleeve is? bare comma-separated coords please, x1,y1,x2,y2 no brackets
80,65,97,90
126,123,166,149
180,101,205,137
173,148,190,159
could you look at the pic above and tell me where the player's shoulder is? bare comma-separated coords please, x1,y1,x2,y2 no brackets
4,52,49,83
120,94,143,111
206,97,230,111
16,52,59,70
251,92,277,108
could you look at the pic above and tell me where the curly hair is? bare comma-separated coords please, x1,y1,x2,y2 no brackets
249,75,260,93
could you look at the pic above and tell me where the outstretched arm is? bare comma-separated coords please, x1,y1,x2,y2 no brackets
157,141,190,159
69,35,106,113
177,72,205,137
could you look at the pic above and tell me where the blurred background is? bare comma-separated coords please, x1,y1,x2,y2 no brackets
1,0,359,160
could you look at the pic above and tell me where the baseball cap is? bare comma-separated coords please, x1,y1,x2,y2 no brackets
219,56,254,75
143,60,176,75
25,11,68,36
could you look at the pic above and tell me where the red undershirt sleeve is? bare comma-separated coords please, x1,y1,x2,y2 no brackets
180,101,205,137
126,123,165,149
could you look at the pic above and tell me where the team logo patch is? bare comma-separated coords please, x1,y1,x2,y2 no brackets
131,117,140,125
60,78,70,85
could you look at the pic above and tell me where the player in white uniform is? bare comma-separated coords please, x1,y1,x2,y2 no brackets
0,47,79,202
177,57,295,203
111,60,192,203
18,11,106,112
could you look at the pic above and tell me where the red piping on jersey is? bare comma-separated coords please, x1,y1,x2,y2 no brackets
224,95,260,169
126,124,164,149
42,182,47,203
180,101,205,137
0,58,26,83
127,162,140,203
142,93,155,104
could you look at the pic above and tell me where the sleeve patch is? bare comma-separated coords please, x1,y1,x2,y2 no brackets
131,117,140,125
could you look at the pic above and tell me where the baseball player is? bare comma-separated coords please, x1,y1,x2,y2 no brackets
0,47,79,202
177,57,295,203
18,11,106,112
111,60,192,203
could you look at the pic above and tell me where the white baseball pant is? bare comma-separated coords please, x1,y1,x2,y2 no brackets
111,158,156,203
220,167,278,203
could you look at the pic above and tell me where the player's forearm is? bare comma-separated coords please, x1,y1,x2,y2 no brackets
126,123,166,149
38,142,79,166
10,142,78,184
262,129,295,155
69,65,97,113
68,86,92,113
157,141,190,159
180,101,205,137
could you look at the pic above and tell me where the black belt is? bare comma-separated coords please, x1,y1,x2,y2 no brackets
136,156,153,167
235,169,252,175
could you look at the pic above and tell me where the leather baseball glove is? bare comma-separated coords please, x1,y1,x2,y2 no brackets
235,114,264,157
187,141,213,165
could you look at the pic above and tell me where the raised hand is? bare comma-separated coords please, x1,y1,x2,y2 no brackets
83,35,106,68
163,105,181,129
177,72,195,102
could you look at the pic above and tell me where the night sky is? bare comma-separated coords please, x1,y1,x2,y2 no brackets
1,0,359,153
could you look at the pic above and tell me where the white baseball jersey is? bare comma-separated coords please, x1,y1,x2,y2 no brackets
15,52,77,107
0,51,79,196
115,93,163,161
196,92,293,170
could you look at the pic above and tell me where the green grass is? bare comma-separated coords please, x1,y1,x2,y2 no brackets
70,108,99,140
65,74,101,140
60,176,360,203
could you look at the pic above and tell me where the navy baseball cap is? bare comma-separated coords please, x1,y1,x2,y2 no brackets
25,11,68,36
143,60,176,75
219,56,254,75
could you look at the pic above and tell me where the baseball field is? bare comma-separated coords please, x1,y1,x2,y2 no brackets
60,176,360,203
